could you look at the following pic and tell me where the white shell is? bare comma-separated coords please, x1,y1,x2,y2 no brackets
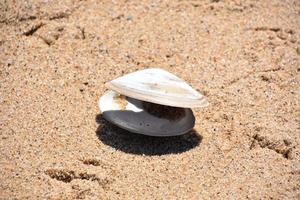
99,90,195,137
105,68,208,108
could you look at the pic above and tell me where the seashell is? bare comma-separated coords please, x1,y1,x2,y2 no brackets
99,68,208,137
105,68,208,108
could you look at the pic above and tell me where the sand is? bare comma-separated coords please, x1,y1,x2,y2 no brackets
0,0,299,199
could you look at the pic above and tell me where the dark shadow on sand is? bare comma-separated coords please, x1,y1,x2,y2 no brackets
95,114,202,156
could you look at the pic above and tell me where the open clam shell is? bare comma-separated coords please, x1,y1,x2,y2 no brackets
99,90,195,137
105,68,208,108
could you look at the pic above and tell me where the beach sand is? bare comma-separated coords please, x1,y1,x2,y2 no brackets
0,0,299,199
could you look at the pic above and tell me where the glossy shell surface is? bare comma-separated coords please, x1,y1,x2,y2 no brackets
105,68,208,108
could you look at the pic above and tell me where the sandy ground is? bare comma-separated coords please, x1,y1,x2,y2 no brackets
0,0,300,199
